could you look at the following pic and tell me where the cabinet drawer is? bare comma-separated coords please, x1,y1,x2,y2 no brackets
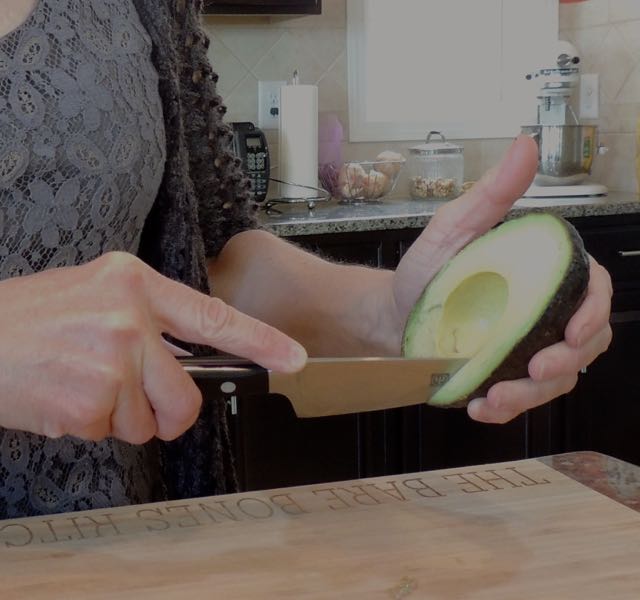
578,226,640,287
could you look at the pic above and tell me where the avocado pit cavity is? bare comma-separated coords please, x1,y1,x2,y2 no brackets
437,272,508,358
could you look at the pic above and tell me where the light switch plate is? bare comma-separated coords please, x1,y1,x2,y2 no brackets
579,74,599,120
259,80,286,129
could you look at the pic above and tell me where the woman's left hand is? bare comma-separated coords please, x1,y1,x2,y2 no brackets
467,255,612,423
392,135,613,424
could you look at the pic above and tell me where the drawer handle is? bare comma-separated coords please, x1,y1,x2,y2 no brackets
618,250,640,257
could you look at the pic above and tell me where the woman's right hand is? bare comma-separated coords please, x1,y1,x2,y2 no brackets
0,252,307,444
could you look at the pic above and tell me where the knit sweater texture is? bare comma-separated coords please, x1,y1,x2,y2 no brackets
132,0,258,500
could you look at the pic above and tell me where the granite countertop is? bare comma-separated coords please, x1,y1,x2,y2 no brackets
540,451,640,513
258,191,640,237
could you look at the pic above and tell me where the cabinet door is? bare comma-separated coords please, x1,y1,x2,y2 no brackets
203,0,321,15
232,394,361,491
288,232,385,267
563,311,640,466
573,216,640,312
564,215,640,465
421,408,529,470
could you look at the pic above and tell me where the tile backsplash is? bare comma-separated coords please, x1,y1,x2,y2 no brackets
560,0,640,193
202,0,639,195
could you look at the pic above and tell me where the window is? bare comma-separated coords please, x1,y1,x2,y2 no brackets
347,0,558,141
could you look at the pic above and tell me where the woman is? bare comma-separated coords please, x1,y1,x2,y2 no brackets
0,0,613,519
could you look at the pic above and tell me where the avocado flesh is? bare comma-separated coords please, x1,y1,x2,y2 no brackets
402,213,589,408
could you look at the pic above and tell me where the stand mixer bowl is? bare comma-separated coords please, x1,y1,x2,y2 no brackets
521,125,598,186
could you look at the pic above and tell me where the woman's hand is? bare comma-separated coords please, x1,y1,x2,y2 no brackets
0,252,306,443
467,256,612,423
392,135,613,423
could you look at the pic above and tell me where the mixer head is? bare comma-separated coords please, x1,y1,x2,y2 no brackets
526,41,581,126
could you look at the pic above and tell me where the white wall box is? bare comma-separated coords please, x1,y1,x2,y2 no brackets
347,0,559,141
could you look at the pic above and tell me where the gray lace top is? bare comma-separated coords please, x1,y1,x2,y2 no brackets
0,0,167,518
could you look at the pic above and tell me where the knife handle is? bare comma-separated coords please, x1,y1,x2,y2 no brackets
178,357,270,401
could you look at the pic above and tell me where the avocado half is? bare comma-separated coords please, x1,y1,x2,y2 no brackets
402,213,590,408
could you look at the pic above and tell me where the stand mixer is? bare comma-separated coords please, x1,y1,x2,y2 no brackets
522,41,607,198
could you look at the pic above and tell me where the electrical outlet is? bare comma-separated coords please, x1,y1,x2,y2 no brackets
259,80,286,129
579,74,599,120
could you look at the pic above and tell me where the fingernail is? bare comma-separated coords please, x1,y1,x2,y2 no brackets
576,326,587,347
534,360,546,380
288,342,308,370
467,397,482,412
467,398,487,422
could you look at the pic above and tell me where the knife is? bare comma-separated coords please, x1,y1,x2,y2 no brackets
179,356,467,418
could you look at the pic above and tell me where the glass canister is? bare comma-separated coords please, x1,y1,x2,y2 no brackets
408,131,464,200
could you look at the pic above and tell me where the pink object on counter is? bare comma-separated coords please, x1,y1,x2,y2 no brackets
318,112,345,197
318,112,344,166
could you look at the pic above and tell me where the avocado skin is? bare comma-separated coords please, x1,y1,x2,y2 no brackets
404,215,590,409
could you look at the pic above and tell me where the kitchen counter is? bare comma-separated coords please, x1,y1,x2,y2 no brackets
540,451,640,513
2,452,639,598
259,191,640,237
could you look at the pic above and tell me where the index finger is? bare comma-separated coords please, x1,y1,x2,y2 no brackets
143,268,307,373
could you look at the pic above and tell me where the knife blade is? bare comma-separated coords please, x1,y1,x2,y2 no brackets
179,356,467,418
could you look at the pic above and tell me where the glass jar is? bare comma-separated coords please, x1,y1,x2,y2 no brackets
408,131,464,200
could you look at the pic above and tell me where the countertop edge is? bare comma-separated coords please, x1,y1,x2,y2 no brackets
259,193,640,237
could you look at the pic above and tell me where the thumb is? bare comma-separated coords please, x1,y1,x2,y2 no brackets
394,135,538,315
431,134,539,243
471,133,540,217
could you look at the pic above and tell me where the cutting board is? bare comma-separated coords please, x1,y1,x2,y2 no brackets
1,458,639,599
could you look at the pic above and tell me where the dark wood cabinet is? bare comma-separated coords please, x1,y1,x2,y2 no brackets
203,0,321,15
231,393,362,490
563,312,640,467
559,214,640,467
220,212,640,492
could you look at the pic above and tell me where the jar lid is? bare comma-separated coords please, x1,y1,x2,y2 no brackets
409,131,463,156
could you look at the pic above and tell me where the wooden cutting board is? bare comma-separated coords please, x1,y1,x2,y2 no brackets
1,458,639,599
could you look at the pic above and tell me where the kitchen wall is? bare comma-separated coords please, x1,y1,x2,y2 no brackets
560,0,640,193
202,0,639,196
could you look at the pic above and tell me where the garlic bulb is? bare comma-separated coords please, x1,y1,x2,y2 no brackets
374,151,405,178
363,170,390,198
338,163,367,198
